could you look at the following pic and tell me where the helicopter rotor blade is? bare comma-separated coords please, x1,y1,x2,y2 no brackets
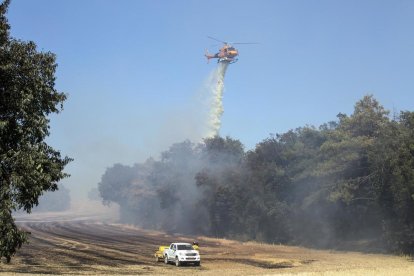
207,36,227,44
231,42,260,45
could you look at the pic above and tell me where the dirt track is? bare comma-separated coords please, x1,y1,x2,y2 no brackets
1,205,414,275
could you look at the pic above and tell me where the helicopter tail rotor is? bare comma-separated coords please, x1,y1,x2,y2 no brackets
205,49,212,63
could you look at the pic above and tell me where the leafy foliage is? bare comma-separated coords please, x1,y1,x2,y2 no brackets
0,0,71,262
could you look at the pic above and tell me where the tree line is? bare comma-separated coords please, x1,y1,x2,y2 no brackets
99,95,414,254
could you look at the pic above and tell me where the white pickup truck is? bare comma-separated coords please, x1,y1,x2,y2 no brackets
163,242,201,267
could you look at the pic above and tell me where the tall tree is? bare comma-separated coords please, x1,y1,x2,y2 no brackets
372,111,414,253
0,0,71,262
313,96,390,242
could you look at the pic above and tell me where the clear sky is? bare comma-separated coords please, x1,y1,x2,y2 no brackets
7,0,414,198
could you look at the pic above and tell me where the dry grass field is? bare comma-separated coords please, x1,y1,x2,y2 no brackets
1,203,413,276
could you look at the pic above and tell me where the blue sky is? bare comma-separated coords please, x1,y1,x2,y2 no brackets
7,0,414,198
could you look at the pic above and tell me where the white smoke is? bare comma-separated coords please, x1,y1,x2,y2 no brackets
204,62,229,137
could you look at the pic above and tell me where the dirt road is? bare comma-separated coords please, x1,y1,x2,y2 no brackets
1,207,414,275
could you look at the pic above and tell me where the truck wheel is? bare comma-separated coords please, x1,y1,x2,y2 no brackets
175,257,181,267
164,255,168,264
195,261,200,266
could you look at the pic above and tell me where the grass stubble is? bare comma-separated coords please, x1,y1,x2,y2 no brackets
1,204,413,275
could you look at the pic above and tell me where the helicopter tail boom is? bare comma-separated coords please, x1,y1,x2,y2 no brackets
205,49,219,63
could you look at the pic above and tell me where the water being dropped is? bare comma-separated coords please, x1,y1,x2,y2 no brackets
206,62,229,137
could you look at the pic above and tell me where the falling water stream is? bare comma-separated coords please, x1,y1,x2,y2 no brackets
205,62,229,137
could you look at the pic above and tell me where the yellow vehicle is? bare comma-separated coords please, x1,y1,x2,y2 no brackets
192,242,199,251
154,245,169,262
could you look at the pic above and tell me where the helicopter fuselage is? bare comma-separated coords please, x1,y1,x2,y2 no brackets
206,45,239,63
205,36,257,64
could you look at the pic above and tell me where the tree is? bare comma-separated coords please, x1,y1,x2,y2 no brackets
310,96,391,243
371,111,414,253
0,0,71,262
98,163,137,205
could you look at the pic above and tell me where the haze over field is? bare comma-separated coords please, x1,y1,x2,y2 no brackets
7,0,414,201
4,209,414,275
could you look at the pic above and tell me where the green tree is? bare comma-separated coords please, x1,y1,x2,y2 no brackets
0,0,71,262
313,95,390,243
196,136,246,237
371,111,414,253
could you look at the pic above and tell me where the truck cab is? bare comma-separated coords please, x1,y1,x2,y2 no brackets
163,242,201,267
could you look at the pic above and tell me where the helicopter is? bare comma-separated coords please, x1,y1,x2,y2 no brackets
205,36,258,64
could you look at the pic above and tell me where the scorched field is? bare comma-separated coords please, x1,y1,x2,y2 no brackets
1,205,413,276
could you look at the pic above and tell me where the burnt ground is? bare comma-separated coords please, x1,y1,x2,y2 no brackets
1,206,414,275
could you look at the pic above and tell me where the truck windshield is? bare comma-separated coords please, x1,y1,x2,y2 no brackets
177,244,193,250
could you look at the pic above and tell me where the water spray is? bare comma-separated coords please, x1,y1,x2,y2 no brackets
206,62,229,137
